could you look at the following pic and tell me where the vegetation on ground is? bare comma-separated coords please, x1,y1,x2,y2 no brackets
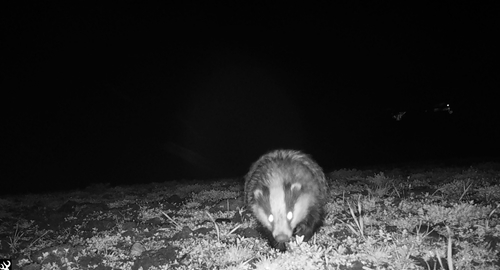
1,161,499,269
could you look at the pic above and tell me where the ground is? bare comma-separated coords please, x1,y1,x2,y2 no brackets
1,160,500,270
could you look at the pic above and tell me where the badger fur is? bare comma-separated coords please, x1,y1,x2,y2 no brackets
244,149,328,249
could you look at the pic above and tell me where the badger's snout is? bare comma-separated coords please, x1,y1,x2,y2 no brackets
274,233,290,243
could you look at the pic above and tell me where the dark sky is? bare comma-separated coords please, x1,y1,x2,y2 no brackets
3,2,498,193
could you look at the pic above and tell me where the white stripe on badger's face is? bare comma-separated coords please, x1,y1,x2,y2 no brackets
268,173,293,240
252,203,272,231
252,189,272,230
290,193,313,229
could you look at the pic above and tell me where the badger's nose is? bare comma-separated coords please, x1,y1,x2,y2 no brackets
274,234,290,243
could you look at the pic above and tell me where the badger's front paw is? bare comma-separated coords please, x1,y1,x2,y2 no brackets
294,223,314,242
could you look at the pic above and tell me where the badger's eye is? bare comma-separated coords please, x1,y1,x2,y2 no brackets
287,211,293,220
268,214,274,223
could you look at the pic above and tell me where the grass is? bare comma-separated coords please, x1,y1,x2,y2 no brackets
1,163,499,269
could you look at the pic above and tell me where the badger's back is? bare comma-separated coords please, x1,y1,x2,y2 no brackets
244,150,327,248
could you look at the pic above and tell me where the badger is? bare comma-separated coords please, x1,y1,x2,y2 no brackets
244,149,328,250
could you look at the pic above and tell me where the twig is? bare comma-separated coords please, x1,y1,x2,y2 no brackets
346,196,364,239
446,226,454,270
29,230,49,248
392,183,401,198
227,224,242,236
161,211,182,229
205,211,220,242
458,181,473,201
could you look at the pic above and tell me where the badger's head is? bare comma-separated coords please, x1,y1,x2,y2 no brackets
251,173,314,243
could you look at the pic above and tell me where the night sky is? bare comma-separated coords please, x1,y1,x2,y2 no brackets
3,2,499,194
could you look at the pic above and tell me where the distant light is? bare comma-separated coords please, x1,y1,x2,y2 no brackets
393,111,406,121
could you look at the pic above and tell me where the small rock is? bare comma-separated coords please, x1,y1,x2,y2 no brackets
130,242,145,257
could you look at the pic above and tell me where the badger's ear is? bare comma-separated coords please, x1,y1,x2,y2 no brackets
254,189,263,199
291,183,302,193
